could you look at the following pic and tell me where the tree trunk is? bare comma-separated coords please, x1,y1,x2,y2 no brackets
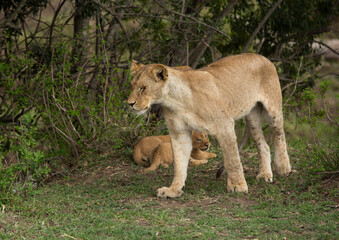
72,0,90,68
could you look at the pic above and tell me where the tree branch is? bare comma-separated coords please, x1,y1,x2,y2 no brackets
243,0,283,53
154,0,232,40
313,40,339,56
187,0,239,68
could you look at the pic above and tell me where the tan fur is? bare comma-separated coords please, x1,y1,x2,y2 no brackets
133,132,216,172
128,54,292,198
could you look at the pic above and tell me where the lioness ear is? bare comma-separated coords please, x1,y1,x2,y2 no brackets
130,60,144,75
152,65,168,82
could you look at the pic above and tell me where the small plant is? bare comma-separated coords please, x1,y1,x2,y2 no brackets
307,143,339,172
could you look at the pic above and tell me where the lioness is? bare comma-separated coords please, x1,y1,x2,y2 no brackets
134,132,217,172
128,53,291,198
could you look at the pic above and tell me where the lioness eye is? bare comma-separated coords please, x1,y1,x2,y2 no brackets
196,138,201,142
139,86,146,91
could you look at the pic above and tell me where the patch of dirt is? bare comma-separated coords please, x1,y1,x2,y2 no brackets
320,173,339,188
320,174,339,205
60,157,137,186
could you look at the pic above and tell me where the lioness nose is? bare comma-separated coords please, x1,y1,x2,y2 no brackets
128,101,136,107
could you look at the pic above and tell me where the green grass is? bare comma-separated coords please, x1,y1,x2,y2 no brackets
1,144,338,240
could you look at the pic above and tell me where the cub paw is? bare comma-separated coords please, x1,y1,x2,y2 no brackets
227,178,248,193
138,168,153,174
211,153,217,158
157,187,184,199
200,159,208,164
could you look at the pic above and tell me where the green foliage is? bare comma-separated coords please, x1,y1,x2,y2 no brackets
307,143,339,172
0,0,48,38
0,121,50,204
37,40,167,154
292,140,338,173
1,30,170,202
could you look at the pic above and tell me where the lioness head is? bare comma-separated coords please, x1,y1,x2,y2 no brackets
127,60,168,114
192,132,210,151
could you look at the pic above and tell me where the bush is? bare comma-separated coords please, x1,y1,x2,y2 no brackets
307,143,339,172
0,122,50,203
0,40,167,203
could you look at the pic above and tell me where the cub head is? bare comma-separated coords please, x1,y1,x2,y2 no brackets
127,60,168,114
192,132,210,151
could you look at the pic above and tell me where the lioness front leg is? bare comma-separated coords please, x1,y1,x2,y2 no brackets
217,121,248,193
157,131,192,198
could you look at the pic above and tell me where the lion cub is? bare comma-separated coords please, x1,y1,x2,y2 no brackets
133,132,216,172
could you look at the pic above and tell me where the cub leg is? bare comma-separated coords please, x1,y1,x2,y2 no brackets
157,131,192,198
216,120,248,193
245,104,273,182
263,108,291,176
191,149,217,160
189,157,208,166
133,137,163,167
141,146,162,172
133,146,150,167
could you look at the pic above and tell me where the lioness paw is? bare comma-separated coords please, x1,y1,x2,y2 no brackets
275,163,292,177
256,172,273,183
157,187,183,199
227,178,248,193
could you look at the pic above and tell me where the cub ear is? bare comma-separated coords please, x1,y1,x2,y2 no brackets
152,64,168,82
130,60,144,75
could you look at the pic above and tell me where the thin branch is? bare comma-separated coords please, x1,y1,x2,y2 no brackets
0,0,28,25
243,0,283,53
188,0,239,68
317,72,339,78
322,98,339,127
154,0,232,40
312,170,339,174
284,56,303,106
179,0,186,24
48,0,67,47
313,40,339,56
91,0,118,16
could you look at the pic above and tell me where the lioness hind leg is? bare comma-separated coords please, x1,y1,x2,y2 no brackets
263,107,291,176
246,104,273,182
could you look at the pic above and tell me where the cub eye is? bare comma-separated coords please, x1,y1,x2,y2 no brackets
196,138,202,142
138,86,146,92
